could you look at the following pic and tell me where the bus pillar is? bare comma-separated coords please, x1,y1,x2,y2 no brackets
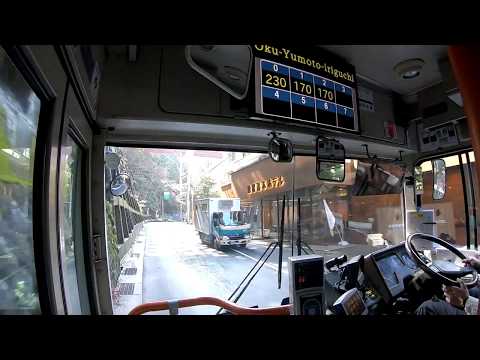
448,45,480,178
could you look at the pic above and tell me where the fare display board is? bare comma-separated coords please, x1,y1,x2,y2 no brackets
253,45,359,132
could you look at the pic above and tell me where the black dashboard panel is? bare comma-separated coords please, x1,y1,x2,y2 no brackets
363,243,419,304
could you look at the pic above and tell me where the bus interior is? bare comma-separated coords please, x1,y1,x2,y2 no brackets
1,44,480,315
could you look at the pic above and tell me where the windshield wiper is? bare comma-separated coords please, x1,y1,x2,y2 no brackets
216,241,278,314
295,197,314,256
278,194,286,289
217,195,289,313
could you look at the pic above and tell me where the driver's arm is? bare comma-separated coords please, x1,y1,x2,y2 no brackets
463,257,480,315
444,281,479,315
446,255,480,315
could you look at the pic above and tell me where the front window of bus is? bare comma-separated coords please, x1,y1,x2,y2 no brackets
293,156,404,259
106,148,406,314
238,155,405,307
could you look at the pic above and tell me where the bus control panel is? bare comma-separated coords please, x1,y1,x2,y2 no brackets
288,255,325,315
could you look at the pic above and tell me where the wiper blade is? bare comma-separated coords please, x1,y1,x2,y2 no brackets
297,197,301,256
278,194,286,289
216,239,279,314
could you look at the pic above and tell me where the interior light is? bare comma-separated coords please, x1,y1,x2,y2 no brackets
402,69,420,79
394,59,425,80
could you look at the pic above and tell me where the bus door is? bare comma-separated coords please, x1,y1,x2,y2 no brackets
57,85,94,314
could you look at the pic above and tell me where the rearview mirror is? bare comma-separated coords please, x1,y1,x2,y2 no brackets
269,136,293,163
110,174,130,197
316,138,345,182
432,159,446,200
185,45,252,100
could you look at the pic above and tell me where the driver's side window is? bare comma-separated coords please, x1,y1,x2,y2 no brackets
418,153,475,250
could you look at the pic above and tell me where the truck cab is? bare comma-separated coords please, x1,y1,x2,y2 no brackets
194,198,251,250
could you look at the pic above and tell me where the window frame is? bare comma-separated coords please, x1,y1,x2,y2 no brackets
56,82,96,314
0,45,57,314
465,151,478,249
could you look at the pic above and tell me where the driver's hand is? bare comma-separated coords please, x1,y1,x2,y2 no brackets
462,256,480,271
443,280,469,308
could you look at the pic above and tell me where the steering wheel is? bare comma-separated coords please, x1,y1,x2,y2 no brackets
405,233,478,287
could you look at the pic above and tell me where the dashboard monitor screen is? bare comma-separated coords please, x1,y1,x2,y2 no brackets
253,44,359,133
376,254,403,290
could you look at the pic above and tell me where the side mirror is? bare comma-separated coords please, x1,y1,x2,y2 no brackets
185,45,252,100
432,159,446,200
110,174,130,197
316,138,345,182
269,136,293,163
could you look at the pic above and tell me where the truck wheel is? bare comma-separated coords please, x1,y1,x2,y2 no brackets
215,239,224,251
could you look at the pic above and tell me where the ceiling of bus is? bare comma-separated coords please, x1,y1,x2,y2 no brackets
320,45,448,96
99,45,449,159
106,45,449,97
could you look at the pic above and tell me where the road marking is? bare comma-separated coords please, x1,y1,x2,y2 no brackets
231,249,288,275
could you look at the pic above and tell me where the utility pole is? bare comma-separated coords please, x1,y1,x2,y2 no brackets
186,164,191,223
179,156,183,220
160,191,164,219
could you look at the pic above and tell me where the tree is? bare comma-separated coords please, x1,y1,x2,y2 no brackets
120,148,180,217
155,154,179,182
195,175,219,199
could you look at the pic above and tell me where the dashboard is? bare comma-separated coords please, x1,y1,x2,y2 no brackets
363,243,420,304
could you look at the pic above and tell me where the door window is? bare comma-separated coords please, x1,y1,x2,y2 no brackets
59,134,90,314
419,154,473,249
0,47,41,314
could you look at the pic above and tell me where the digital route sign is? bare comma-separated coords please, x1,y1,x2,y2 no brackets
253,45,359,132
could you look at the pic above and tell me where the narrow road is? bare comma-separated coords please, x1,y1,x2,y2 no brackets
142,221,290,315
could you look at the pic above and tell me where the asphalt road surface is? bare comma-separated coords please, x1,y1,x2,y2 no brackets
142,221,291,315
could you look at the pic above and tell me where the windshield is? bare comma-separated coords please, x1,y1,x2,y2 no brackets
230,211,247,225
104,147,405,314
242,156,405,260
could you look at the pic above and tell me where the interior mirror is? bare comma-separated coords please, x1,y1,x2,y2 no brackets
185,45,252,100
316,138,345,182
432,159,446,200
269,136,293,163
105,151,121,169
110,174,130,197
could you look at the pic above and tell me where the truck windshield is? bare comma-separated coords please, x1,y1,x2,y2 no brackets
104,147,405,314
230,211,246,225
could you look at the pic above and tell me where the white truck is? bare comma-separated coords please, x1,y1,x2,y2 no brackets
193,198,251,250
